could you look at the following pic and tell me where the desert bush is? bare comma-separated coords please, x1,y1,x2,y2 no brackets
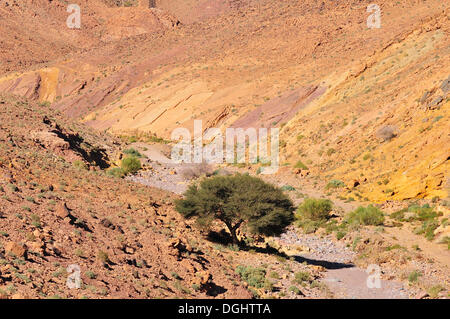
408,270,421,283
85,271,97,279
281,185,296,191
121,156,141,175
289,286,302,295
408,205,440,221
123,148,143,158
376,125,397,141
293,271,311,284
235,265,270,289
294,160,308,170
390,209,406,221
296,198,333,221
106,167,125,178
97,250,110,264
414,219,439,241
428,285,445,299
325,179,345,190
439,236,450,250
345,205,384,226
73,160,88,170
175,174,295,244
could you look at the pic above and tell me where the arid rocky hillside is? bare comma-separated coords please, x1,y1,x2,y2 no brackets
0,94,255,298
0,0,448,202
0,0,449,300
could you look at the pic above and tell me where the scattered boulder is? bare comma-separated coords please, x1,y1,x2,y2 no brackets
100,218,115,230
56,202,70,219
294,168,309,177
441,76,450,93
419,91,430,104
124,246,135,255
5,242,27,258
428,96,443,109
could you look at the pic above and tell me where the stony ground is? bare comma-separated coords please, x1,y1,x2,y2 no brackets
125,143,448,299
0,0,448,300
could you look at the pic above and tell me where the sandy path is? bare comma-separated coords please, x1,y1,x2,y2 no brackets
276,229,410,299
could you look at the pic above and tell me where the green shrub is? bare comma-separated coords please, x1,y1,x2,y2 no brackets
296,219,323,234
414,219,439,241
85,271,97,279
390,209,406,221
289,286,302,295
428,285,444,299
345,205,384,226
73,160,88,170
296,198,333,221
7,184,18,192
121,156,141,175
123,148,143,158
281,185,296,191
408,270,421,283
293,271,311,284
97,251,110,264
235,265,269,289
336,231,346,240
269,271,280,279
410,206,440,221
439,236,450,250
106,167,125,178
294,160,308,170
325,179,345,190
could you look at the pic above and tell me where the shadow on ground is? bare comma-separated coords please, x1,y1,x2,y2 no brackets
293,255,354,270
207,230,355,270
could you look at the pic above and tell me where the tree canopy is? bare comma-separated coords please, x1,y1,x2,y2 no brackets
175,174,295,244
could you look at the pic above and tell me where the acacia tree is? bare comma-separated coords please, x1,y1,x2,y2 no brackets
175,174,295,244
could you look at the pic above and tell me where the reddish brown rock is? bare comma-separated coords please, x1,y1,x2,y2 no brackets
5,242,27,258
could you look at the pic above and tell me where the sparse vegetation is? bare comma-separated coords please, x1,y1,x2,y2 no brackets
325,179,345,190
123,148,143,158
106,167,125,178
294,160,308,170
344,205,384,226
121,156,141,175
376,125,397,141
408,270,421,283
235,265,272,290
296,198,333,221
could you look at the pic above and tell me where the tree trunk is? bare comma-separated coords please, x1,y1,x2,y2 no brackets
225,220,243,245
229,228,239,245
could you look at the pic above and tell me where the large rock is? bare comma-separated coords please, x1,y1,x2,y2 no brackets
5,242,27,258
56,202,70,218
